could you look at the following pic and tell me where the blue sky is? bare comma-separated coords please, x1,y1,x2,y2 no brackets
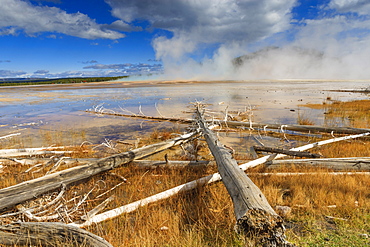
1,0,370,79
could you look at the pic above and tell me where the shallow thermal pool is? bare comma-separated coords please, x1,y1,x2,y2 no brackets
0,79,369,148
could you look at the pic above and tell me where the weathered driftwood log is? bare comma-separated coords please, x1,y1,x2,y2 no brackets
221,121,370,134
239,132,370,171
0,146,74,158
195,107,294,246
130,160,211,168
86,110,370,135
0,131,198,211
70,132,370,229
0,157,100,166
0,133,21,140
85,110,193,124
0,222,112,247
252,172,370,176
253,146,322,158
131,158,370,171
265,157,370,171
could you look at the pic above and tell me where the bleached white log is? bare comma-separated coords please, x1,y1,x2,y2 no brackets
0,133,21,140
1,157,99,166
0,146,75,158
0,146,71,155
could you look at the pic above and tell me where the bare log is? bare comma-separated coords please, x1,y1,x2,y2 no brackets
0,157,99,166
0,222,112,247
265,157,370,171
86,110,370,135
195,107,293,246
252,172,370,176
0,133,21,140
253,146,322,158
131,158,370,171
70,132,370,229
85,110,193,124
0,151,74,158
0,131,198,211
239,132,370,170
130,160,211,168
222,120,370,134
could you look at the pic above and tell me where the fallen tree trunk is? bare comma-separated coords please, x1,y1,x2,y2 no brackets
86,110,370,135
265,157,370,171
130,158,370,171
70,132,370,229
253,146,322,158
222,121,370,134
0,222,113,247
196,107,293,246
0,133,21,140
250,172,370,176
129,160,211,168
0,157,99,166
239,132,370,170
85,110,193,124
0,131,198,211
0,146,73,156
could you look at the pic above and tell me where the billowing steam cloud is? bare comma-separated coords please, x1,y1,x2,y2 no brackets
109,0,370,79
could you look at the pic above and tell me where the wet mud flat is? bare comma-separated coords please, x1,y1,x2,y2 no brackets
0,79,369,148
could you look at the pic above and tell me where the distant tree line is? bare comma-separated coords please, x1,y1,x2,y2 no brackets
0,76,128,87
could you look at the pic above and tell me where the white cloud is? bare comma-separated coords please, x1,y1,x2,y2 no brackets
152,35,197,60
106,0,296,59
0,0,124,39
104,20,142,32
329,0,370,15
0,69,27,77
82,62,163,75
103,0,370,80
34,70,49,74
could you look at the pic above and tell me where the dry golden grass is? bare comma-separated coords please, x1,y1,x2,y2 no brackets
1,133,369,246
305,99,370,128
